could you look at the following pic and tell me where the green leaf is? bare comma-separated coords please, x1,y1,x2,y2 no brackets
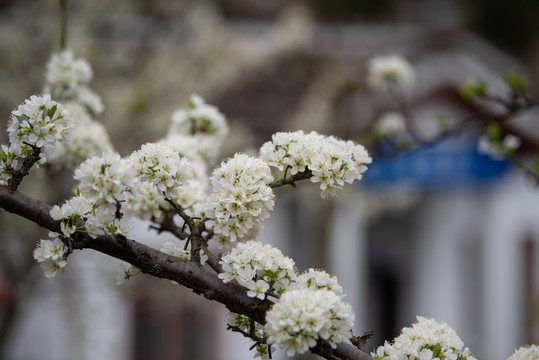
504,71,528,93
46,104,58,119
486,123,502,142
425,343,443,358
532,155,539,178
460,79,487,100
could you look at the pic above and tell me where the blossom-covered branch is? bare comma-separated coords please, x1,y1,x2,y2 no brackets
0,184,374,360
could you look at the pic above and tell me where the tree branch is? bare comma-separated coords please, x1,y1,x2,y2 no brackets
269,169,312,189
7,146,41,192
0,185,374,360
59,0,68,50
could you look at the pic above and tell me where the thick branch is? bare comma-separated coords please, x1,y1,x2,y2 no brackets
0,185,61,232
0,185,373,360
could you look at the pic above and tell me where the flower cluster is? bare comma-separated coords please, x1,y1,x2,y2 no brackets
125,145,207,223
206,154,275,247
52,141,203,238
45,102,113,168
44,49,103,116
374,112,407,137
126,180,170,222
507,345,539,360
50,194,94,236
128,143,194,197
161,133,220,165
74,152,131,204
161,239,208,265
42,50,110,168
72,152,134,237
290,268,344,297
265,289,355,356
163,94,228,163
33,235,68,278
367,54,415,95
372,316,476,360
7,94,74,165
478,133,521,160
259,131,372,198
218,240,297,299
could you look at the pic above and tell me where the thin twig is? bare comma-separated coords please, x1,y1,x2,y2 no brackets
7,145,41,192
163,194,194,227
59,0,68,49
268,169,312,189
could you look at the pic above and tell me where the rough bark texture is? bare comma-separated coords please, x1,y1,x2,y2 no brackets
0,185,374,360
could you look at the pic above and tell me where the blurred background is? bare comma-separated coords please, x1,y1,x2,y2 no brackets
1,0,539,359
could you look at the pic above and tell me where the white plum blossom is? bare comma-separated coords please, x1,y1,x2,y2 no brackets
372,316,476,360
50,194,94,236
72,152,134,237
114,261,140,285
74,152,132,204
76,86,104,116
51,196,132,239
7,94,74,165
33,234,68,278
45,49,92,94
41,51,108,168
44,49,103,116
265,289,355,356
175,179,208,210
218,240,297,299
128,142,194,197
161,133,222,165
167,94,228,163
125,180,170,222
367,54,415,95
169,94,228,139
290,268,344,298
174,179,208,218
125,177,206,223
374,112,407,137
507,345,539,360
54,143,200,239
84,208,133,238
478,133,521,160
50,194,94,220
161,239,208,265
206,154,275,247
247,280,270,300
259,131,372,198
46,102,113,167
